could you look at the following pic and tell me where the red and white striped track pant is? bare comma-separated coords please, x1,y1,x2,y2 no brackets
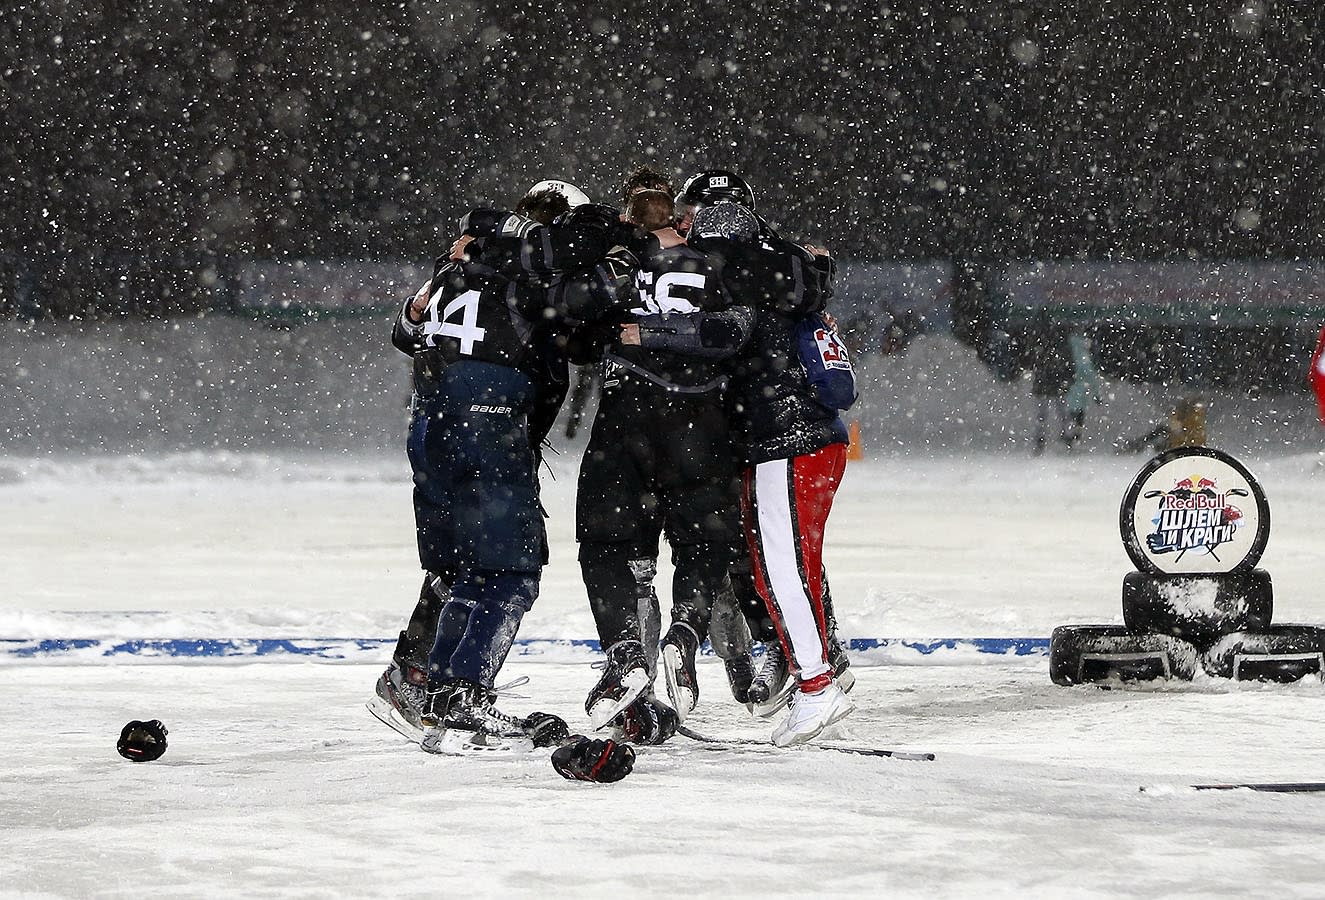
742,442,847,683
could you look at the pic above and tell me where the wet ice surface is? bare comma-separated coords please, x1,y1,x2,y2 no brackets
3,662,1324,898
3,449,1325,896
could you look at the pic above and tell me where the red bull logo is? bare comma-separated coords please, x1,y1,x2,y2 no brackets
1171,474,1217,495
1146,471,1249,559
1123,447,1269,577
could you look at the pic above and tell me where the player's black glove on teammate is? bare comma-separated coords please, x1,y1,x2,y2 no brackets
523,712,571,748
117,719,169,762
458,208,508,238
559,202,621,233
551,736,635,783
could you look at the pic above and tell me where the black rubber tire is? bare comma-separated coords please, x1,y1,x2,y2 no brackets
1049,624,1198,686
1201,625,1325,682
1120,569,1273,649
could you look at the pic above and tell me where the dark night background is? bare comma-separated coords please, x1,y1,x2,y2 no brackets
2,1,1324,402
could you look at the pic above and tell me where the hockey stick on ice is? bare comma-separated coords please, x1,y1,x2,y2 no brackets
1140,782,1325,793
1191,782,1325,793
675,723,934,760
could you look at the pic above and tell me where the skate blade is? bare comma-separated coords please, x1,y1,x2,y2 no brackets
836,668,856,694
365,697,424,744
420,727,535,755
661,644,697,722
750,681,794,719
588,667,651,730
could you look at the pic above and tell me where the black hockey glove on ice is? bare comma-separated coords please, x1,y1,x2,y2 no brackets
551,736,635,783
523,711,571,748
117,719,169,762
615,696,678,746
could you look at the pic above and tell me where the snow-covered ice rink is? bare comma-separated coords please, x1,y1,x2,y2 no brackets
3,447,1325,897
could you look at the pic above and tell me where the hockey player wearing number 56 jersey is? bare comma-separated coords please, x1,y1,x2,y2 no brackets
572,188,754,735
679,190,854,748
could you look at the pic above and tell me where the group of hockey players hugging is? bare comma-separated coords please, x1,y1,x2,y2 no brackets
372,167,857,783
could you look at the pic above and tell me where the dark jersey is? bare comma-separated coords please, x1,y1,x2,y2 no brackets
394,259,542,374
461,210,640,333
686,231,846,463
604,234,733,391
392,256,572,449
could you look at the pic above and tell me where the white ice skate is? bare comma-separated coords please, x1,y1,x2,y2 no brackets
419,724,535,755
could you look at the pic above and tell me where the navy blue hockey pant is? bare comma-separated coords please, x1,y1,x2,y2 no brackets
407,361,544,689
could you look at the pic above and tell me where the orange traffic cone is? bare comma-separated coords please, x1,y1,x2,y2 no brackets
846,420,864,461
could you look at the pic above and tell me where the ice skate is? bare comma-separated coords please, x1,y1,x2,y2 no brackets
723,652,756,709
661,622,701,720
829,639,855,695
420,681,534,754
749,641,792,717
371,660,429,731
585,640,651,729
771,678,854,748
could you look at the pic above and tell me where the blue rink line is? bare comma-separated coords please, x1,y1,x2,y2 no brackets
0,636,1051,663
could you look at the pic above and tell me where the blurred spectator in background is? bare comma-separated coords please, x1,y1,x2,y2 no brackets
1063,332,1103,450
835,306,925,358
1169,398,1209,447
1028,311,1074,455
880,306,926,355
1118,397,1208,453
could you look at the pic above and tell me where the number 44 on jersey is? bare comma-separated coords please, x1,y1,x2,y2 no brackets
424,288,487,355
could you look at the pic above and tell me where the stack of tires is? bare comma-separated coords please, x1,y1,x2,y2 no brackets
1050,447,1325,686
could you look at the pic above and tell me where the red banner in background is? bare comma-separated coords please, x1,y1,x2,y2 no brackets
1311,326,1325,424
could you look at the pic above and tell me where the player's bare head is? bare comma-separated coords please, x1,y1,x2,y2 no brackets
626,189,675,232
621,166,673,206
515,188,571,225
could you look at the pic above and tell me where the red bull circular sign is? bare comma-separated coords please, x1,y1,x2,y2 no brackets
1120,447,1270,576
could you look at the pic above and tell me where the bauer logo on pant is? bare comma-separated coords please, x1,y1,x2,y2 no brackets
1120,447,1269,576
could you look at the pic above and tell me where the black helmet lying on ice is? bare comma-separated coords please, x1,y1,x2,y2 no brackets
676,170,755,210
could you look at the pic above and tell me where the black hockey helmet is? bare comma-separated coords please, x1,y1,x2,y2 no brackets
117,719,169,762
676,170,755,211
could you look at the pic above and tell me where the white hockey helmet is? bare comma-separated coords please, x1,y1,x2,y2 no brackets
526,179,591,208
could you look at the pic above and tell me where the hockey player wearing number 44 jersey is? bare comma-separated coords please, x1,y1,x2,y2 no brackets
378,182,630,765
